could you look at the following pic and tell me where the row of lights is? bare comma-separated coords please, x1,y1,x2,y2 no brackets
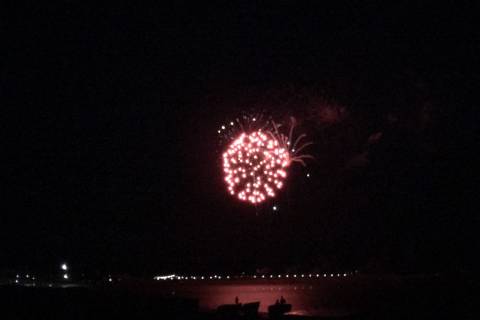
254,273,350,278
154,275,232,281
12,263,119,286
13,263,69,284
154,273,352,281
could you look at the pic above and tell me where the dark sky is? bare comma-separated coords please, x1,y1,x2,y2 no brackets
2,3,479,274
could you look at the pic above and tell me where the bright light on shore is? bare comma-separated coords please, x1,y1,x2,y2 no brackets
154,274,175,280
61,263,68,271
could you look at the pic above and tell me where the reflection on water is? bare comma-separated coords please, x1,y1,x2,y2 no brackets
151,277,398,316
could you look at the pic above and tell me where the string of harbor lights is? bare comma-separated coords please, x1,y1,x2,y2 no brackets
153,272,356,281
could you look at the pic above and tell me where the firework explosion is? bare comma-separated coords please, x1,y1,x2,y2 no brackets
223,131,289,204
219,114,313,205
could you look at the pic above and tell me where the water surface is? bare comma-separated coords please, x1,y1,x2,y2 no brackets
149,276,403,316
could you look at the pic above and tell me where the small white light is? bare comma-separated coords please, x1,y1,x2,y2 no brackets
15,279,19,284
230,122,234,126
252,118,256,122
273,206,277,211
221,125,226,130
26,274,30,278
16,274,19,279
306,173,310,178
63,274,69,279
61,263,68,271
108,278,112,282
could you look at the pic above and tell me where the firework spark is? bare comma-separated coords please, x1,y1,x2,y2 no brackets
223,131,290,204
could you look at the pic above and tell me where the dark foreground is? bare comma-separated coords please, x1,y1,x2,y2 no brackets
0,275,478,319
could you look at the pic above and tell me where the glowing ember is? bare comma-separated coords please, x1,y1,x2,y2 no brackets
223,130,290,204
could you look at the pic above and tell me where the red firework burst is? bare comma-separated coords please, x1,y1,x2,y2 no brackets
222,130,290,204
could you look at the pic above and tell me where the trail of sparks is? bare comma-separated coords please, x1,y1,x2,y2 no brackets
223,131,290,204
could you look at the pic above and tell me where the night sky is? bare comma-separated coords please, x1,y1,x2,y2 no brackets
2,3,479,275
